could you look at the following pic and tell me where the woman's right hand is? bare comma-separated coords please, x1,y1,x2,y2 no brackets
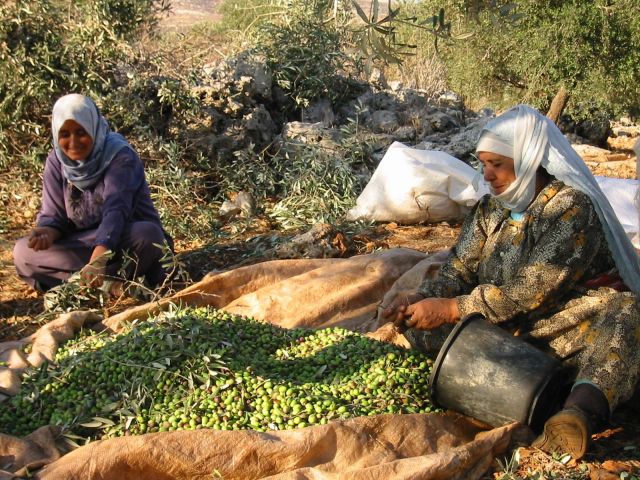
27,226,61,251
381,291,425,325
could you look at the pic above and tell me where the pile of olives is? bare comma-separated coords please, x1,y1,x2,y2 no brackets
0,307,437,439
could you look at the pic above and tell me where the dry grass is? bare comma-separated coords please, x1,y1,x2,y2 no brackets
384,50,448,95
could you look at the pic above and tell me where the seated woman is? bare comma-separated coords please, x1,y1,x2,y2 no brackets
13,93,172,296
384,104,640,460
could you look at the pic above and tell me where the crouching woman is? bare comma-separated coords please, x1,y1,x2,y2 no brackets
384,104,640,460
13,93,172,295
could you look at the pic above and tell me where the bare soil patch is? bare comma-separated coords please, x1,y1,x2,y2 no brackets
160,0,222,30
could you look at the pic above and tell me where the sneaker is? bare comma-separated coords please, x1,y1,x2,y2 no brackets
532,407,590,460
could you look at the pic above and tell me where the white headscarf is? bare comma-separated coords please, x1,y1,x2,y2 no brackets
52,94,129,190
476,104,640,294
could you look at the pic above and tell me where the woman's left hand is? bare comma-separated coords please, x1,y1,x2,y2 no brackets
394,297,460,331
80,246,110,288
80,262,106,288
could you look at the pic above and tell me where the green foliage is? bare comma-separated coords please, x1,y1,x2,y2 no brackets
217,0,282,33
41,241,188,313
212,120,376,231
350,1,465,67
88,0,170,39
267,144,368,229
252,0,353,107
241,0,456,107
145,141,221,240
1,306,436,438
216,0,455,100
405,0,640,117
0,0,170,167
101,71,200,138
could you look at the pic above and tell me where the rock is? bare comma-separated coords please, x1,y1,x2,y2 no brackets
364,91,399,111
560,115,611,147
393,125,417,142
369,110,400,133
611,123,640,138
477,108,495,118
398,107,434,138
368,67,389,90
394,89,430,109
219,200,241,220
272,223,347,259
218,191,257,220
440,118,489,160
207,52,273,99
428,111,460,132
572,144,631,163
235,191,256,217
565,132,589,145
577,117,611,147
572,143,611,156
302,98,335,127
244,105,277,144
607,135,638,151
280,122,341,144
388,80,404,91
435,91,464,109
225,99,244,115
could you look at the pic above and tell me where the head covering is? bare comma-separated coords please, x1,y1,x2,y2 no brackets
52,94,130,190
475,104,640,294
475,106,549,211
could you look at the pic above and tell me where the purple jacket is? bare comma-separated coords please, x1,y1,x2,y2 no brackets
37,147,165,251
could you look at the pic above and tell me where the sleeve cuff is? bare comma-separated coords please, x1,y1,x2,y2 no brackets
456,295,481,319
94,237,116,251
36,220,66,234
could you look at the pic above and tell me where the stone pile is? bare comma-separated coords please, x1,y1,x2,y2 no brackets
191,50,638,218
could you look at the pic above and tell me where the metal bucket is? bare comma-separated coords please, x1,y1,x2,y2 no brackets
429,314,569,430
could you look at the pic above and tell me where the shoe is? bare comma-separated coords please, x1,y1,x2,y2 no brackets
532,407,590,460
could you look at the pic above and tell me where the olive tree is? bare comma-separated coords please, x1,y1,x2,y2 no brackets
414,0,640,118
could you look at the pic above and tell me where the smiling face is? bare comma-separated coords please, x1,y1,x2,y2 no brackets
477,151,516,195
57,119,94,161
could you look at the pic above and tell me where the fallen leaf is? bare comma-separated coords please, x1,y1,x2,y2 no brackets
593,426,623,440
601,459,636,473
588,466,619,480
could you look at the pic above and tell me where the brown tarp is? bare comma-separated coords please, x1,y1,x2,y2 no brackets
31,415,517,480
0,248,525,479
103,247,435,332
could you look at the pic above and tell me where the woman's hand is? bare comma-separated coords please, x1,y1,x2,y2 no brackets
393,297,460,332
80,246,111,288
27,226,61,251
381,291,425,325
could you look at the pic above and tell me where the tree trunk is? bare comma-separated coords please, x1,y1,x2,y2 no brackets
546,86,570,125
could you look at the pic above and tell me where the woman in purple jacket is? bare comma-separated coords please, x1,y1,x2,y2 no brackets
13,94,172,294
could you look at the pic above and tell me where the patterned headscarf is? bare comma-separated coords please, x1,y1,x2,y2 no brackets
52,94,129,190
476,104,640,294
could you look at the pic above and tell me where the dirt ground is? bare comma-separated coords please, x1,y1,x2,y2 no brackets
159,0,222,30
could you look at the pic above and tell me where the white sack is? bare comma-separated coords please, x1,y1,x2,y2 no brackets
595,176,640,250
347,143,640,248
346,142,489,224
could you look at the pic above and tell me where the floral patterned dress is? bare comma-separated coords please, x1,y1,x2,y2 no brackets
408,179,640,410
